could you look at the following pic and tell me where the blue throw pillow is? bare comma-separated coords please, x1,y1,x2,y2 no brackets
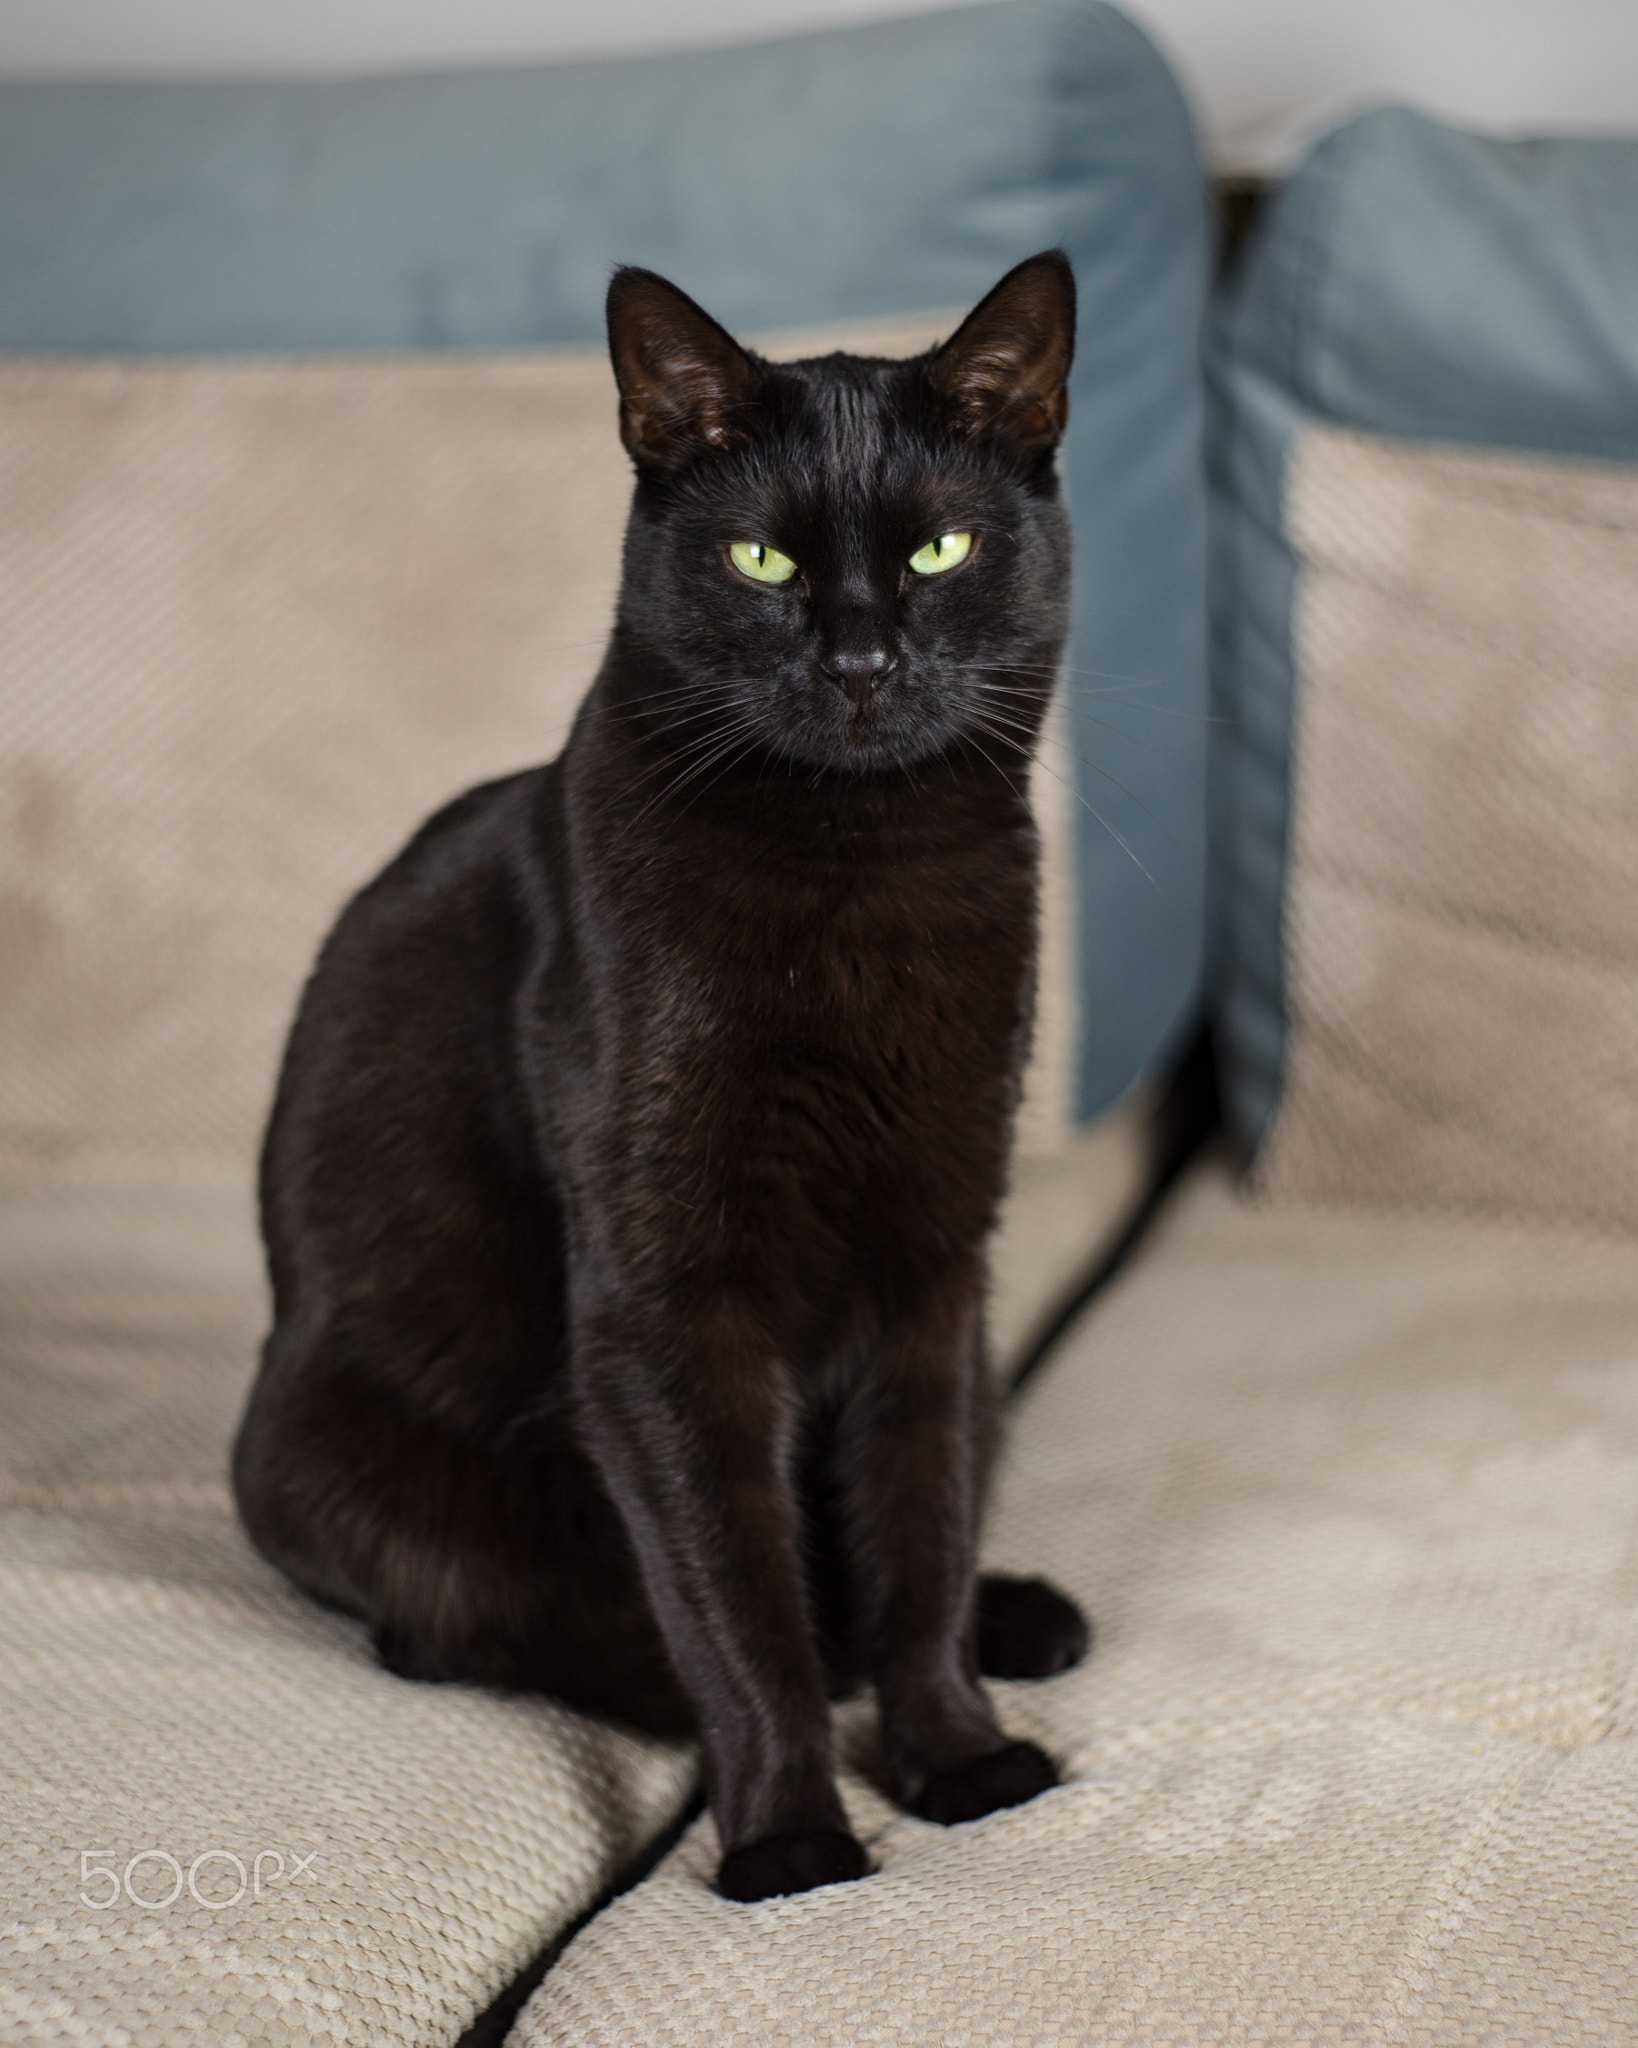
0,0,1209,1118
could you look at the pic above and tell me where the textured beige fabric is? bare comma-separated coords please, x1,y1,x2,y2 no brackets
514,1164,1638,2045
0,316,1077,1180
987,1098,1149,1370
1259,426,1638,1236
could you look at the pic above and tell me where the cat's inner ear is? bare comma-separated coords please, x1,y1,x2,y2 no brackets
607,267,760,470
928,250,1076,453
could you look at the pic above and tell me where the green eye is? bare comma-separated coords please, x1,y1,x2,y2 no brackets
909,530,973,576
729,540,797,585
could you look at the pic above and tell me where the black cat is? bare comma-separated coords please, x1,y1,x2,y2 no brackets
233,251,1091,1904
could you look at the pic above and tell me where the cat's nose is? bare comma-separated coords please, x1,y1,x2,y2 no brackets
820,643,898,712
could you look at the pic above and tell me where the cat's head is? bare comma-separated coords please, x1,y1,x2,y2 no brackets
604,253,1075,776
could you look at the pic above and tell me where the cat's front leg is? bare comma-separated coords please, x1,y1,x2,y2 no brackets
841,1269,1061,1824
570,1285,868,1902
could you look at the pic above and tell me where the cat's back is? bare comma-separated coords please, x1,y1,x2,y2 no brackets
260,761,569,1285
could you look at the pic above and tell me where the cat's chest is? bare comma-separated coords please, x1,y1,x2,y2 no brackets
768,905,991,1040
566,775,1038,1153
631,850,1032,1084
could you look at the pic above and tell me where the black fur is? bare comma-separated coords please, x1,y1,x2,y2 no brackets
233,253,1090,1902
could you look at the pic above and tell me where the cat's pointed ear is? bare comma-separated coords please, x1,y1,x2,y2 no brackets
928,251,1076,454
607,267,761,471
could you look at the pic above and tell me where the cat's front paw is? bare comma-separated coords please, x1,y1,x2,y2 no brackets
976,1572,1091,1679
912,1739,1058,1825
716,1830,870,1902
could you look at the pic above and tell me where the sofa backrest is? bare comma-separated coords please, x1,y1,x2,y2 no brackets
1209,109,1638,1234
0,0,1211,1162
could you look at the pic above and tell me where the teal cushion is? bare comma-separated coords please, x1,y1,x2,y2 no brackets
1209,109,1638,1155
0,0,1209,1118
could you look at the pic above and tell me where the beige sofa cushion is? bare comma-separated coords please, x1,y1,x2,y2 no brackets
1259,428,1638,1238
0,320,1079,1180
512,1164,1638,2044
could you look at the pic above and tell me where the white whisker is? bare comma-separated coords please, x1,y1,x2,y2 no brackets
964,716,1157,885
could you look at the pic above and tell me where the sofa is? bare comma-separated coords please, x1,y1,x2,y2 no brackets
3,6,1635,2042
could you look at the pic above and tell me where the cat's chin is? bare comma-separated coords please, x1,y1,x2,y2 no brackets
778,717,970,779
833,735,945,776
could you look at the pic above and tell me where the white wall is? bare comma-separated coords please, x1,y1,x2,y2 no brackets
1,0,1634,169
1132,0,1638,168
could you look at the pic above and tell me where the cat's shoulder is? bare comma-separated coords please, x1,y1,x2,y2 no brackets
312,762,565,987
363,762,561,904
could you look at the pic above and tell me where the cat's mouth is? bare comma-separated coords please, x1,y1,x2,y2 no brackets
743,665,984,775
810,685,963,774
